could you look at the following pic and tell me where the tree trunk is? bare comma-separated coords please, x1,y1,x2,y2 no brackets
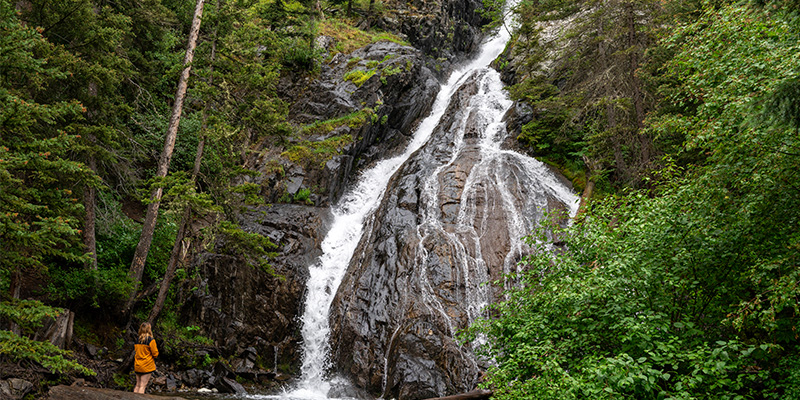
147,137,206,324
147,1,217,324
124,0,205,316
83,153,98,270
625,1,652,170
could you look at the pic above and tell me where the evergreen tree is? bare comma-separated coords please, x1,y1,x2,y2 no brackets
0,0,98,298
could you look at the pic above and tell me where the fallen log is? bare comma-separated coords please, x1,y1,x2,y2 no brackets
423,389,493,400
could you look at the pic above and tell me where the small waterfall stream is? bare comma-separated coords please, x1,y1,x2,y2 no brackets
255,14,578,400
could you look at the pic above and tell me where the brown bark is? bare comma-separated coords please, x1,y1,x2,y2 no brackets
575,156,600,220
83,153,98,270
625,1,652,170
124,0,205,315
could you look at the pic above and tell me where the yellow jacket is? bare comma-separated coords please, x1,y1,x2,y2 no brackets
134,336,159,373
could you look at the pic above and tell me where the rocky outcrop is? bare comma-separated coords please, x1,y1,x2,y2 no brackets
328,70,576,399
264,41,439,207
0,379,34,400
178,205,332,374
374,0,491,76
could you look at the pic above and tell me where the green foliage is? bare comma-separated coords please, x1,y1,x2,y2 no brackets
0,300,63,334
469,2,800,399
46,266,132,310
282,134,356,168
112,372,131,390
508,0,662,186
214,220,280,276
469,182,797,398
293,188,313,205
480,0,507,32
0,300,94,377
0,0,99,294
0,330,95,376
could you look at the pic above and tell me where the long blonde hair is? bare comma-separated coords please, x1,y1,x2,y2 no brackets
138,322,153,343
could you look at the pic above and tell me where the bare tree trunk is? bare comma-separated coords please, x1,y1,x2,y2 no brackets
83,153,98,270
9,268,21,335
148,1,217,324
625,1,652,170
124,0,205,316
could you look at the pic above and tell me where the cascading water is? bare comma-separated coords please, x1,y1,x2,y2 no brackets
255,10,578,400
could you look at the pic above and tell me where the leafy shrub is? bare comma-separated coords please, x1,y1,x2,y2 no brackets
293,188,313,205
47,266,132,310
0,330,95,376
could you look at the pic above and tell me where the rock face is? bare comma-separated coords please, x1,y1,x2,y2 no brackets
178,205,332,372
374,0,491,76
264,41,439,207
177,0,499,390
328,70,577,399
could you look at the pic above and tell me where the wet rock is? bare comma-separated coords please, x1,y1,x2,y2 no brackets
166,375,178,391
179,204,331,376
329,71,577,399
270,41,439,206
214,377,247,394
372,0,491,78
180,369,208,388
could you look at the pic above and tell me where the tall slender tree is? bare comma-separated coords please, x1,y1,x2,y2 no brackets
147,0,220,324
124,0,205,316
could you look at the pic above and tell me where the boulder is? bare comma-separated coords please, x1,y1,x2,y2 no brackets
214,377,247,394
0,379,34,400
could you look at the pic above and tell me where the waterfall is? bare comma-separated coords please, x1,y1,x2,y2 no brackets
256,12,578,400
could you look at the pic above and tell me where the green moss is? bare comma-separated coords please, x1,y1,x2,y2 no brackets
347,56,362,67
302,109,374,136
344,69,377,87
382,65,403,77
319,19,408,55
282,134,355,167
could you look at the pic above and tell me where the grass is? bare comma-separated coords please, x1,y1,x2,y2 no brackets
282,134,356,167
319,19,408,55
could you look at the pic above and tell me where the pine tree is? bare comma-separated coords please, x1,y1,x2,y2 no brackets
0,0,98,300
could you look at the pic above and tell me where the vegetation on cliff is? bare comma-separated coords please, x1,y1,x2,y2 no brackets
467,0,800,398
0,0,448,390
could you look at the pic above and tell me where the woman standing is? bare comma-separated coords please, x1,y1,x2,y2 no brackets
133,322,159,393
